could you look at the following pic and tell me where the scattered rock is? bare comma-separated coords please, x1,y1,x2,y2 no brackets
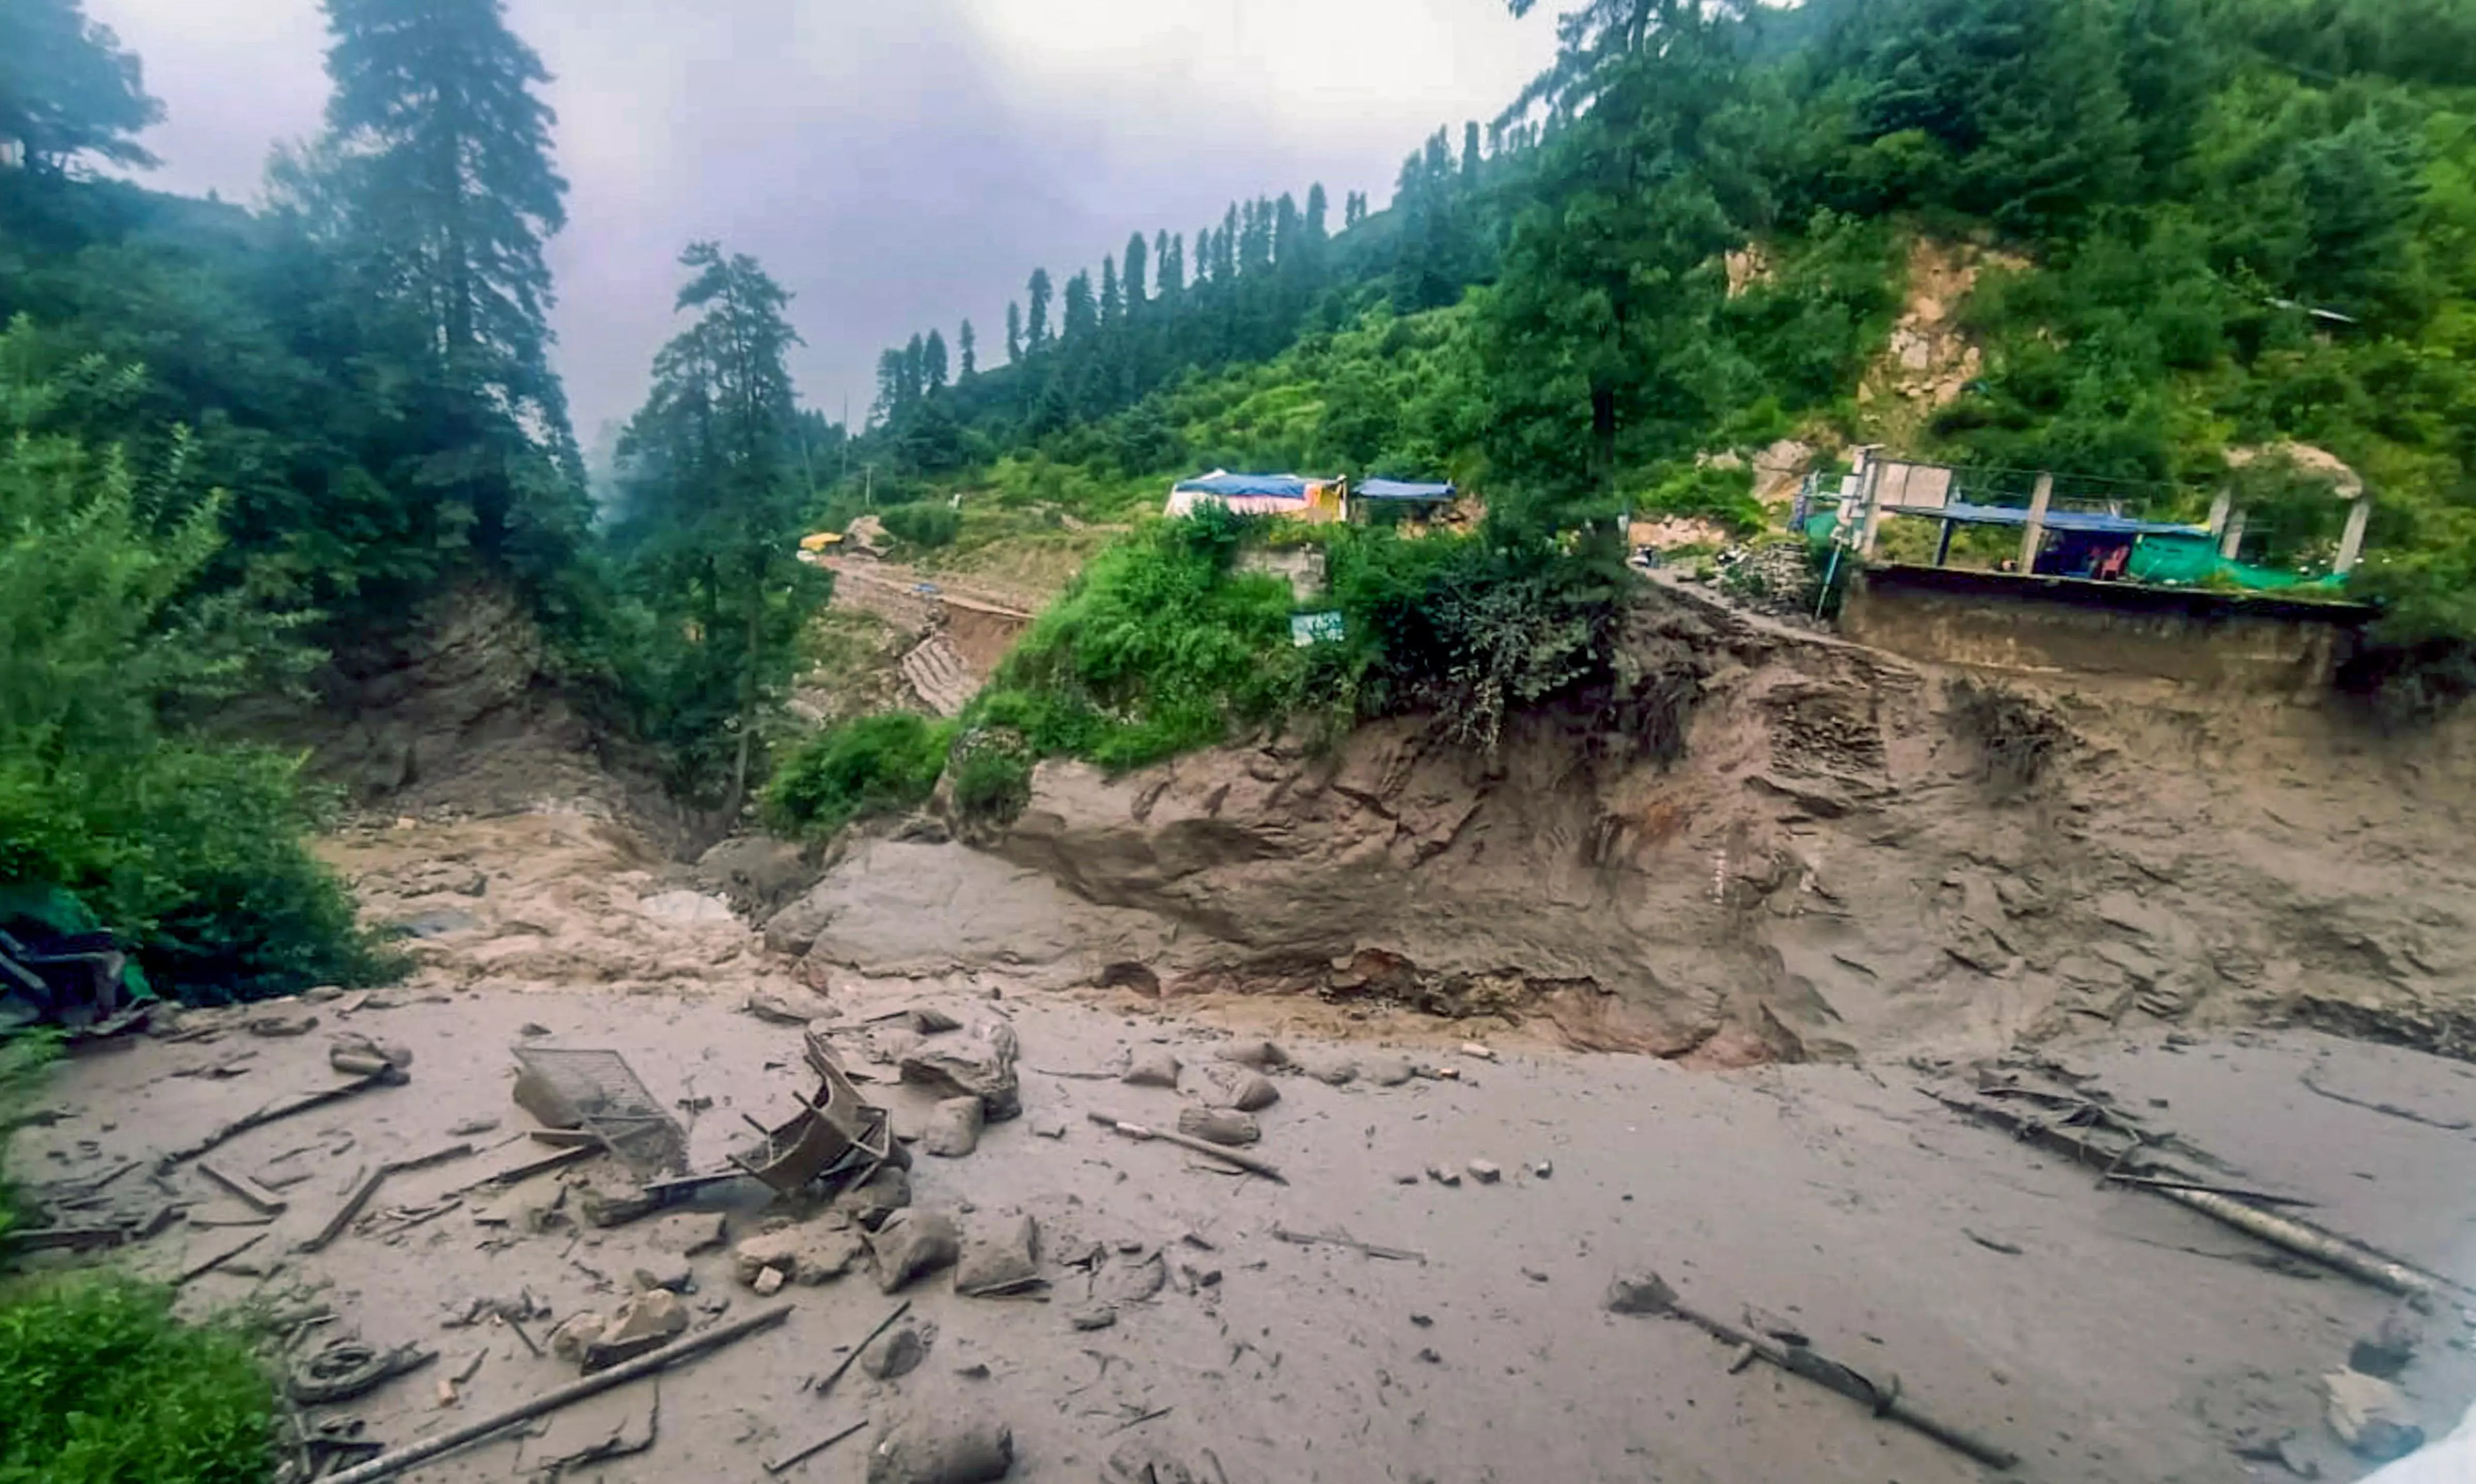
446,1115,500,1138
870,1211,962,1293
1604,1273,1677,1315
1219,1071,1279,1112
1121,1050,1182,1089
512,1066,584,1129
1425,1165,1461,1188
1029,1115,1068,1140
734,1222,865,1287
1532,1160,1553,1179
900,1031,1022,1122
1394,1172,1420,1185
1069,1303,1118,1331
547,1312,602,1364
393,907,478,939
1467,1159,1502,1184
1461,1042,1497,1061
2350,1307,2422,1380
745,988,828,1026
862,1320,933,1381
955,1212,1040,1296
841,1165,913,1230
1305,1058,1358,1087
753,1267,786,1297
631,1260,693,1295
1174,1107,1260,1147
1217,1040,1289,1070
923,1097,985,1158
2325,1369,2423,1461
584,1288,687,1371
331,1031,412,1069
1367,1058,1416,1087
1416,1347,1442,1364
638,889,736,924
865,1415,1013,1484
648,1210,730,1256
909,1007,962,1034
247,1013,319,1038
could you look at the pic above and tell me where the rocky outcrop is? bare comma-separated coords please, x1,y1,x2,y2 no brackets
767,582,2476,1065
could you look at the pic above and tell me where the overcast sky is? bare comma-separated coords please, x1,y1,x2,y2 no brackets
85,0,1561,446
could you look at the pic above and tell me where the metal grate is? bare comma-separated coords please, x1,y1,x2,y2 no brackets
511,1045,688,1178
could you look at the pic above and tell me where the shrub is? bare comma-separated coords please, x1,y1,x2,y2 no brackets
877,501,960,549
0,1276,274,1484
765,712,956,835
971,506,1303,771
0,328,383,1002
948,728,1034,826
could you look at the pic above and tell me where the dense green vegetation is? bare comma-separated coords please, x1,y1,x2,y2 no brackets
765,711,954,837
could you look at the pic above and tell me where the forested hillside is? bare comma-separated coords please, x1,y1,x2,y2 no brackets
840,0,2476,679
8,0,2476,995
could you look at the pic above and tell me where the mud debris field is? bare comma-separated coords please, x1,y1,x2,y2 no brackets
15,892,2476,1483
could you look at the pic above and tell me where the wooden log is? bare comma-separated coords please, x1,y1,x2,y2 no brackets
176,1231,265,1286
162,1073,394,1166
317,1306,791,1484
1934,1090,2446,1299
1085,1110,1285,1183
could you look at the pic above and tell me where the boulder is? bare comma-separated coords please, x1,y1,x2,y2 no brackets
861,1320,932,1381
865,1416,1013,1484
1216,1040,1289,1070
870,1211,962,1293
922,1096,983,1158
1219,1071,1279,1112
840,1165,913,1230
584,1288,687,1371
899,1029,1021,1122
2325,1370,2424,1462
733,1221,864,1287
1121,1050,1182,1089
954,1212,1039,1296
1174,1107,1259,1147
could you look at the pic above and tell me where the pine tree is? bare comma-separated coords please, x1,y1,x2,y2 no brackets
1162,232,1185,304
1464,120,1484,191
902,333,926,407
923,327,949,392
1062,269,1096,343
1123,231,1149,313
312,0,583,556
0,0,163,171
1100,254,1121,326
1026,268,1053,353
1005,301,1023,363
318,0,569,420
616,243,813,810
957,319,977,379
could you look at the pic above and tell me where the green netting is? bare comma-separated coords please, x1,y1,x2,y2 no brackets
2126,532,2346,593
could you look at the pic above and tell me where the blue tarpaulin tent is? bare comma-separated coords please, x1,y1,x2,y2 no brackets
1171,473,1314,499
1355,478,1456,501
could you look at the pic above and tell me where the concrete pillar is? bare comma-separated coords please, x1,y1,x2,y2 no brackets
2219,509,2247,561
2335,496,2372,576
2018,472,2054,575
2207,488,2232,537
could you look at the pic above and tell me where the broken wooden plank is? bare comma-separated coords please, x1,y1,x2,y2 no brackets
764,1418,868,1475
5,1225,126,1254
299,1166,389,1253
198,1158,288,1216
319,1305,791,1484
176,1231,265,1286
1268,1224,1424,1263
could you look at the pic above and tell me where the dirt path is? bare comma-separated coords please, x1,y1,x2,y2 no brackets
16,950,2476,1481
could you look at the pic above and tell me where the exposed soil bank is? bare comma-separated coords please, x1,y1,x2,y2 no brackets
770,583,2476,1068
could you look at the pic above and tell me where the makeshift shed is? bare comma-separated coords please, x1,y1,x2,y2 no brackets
1164,471,1344,521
